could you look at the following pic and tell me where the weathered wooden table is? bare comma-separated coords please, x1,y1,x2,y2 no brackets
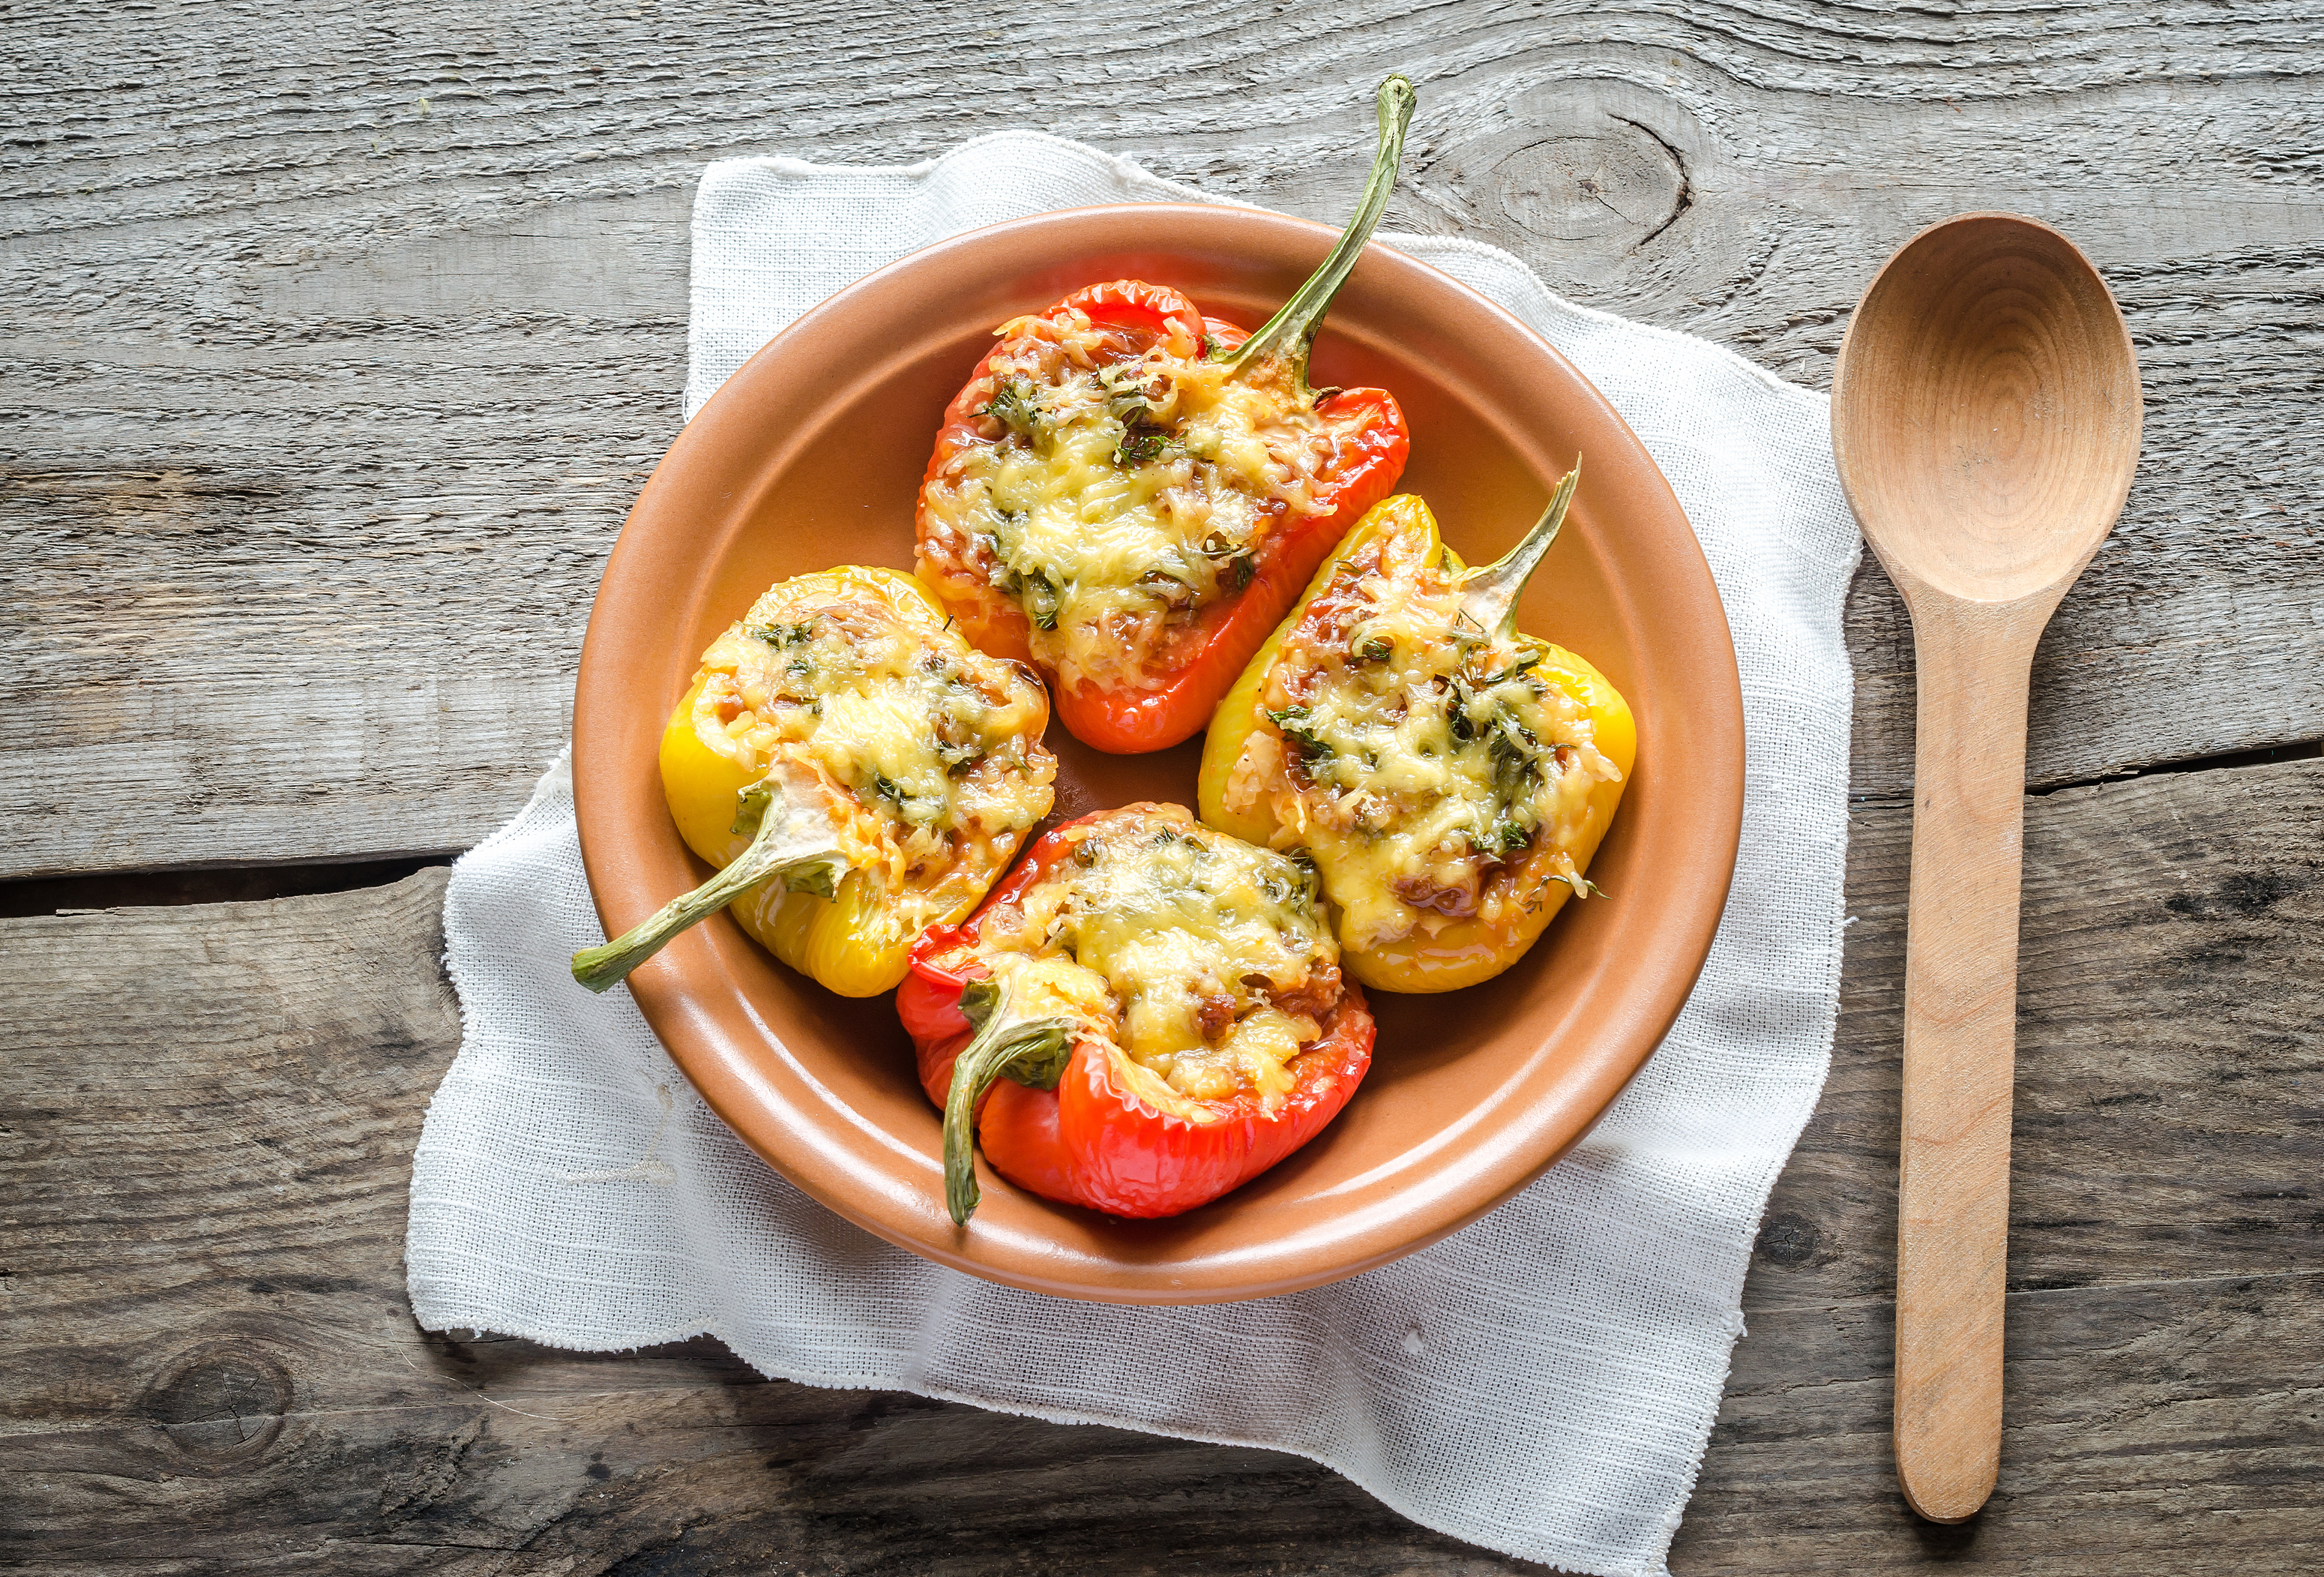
7,5,2319,1571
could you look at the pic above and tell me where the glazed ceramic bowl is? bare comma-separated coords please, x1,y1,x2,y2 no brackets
573,204,1743,1303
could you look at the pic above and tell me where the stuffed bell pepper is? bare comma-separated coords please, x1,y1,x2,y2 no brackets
1196,478,1635,994
914,76,1418,756
574,565,1058,997
897,802,1375,1223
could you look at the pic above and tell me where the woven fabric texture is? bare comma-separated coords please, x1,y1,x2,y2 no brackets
407,130,1861,1577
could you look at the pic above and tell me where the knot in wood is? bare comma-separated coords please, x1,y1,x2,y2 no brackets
1475,87,1694,256
1753,1210,1822,1268
139,1339,295,1470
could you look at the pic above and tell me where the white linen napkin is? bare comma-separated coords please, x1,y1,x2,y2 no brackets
407,131,1860,1577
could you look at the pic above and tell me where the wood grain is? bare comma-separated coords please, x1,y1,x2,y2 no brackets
1691,759,2324,1569
6,756,2320,1572
1879,598,2041,1522
1747,754,2324,1314
1829,212,2146,1522
5,4,2323,876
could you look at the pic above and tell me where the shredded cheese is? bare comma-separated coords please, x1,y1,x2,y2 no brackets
689,587,1056,934
966,804,1341,1117
1220,519,1622,951
918,299,1364,691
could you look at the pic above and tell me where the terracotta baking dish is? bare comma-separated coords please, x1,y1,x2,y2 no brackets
572,203,1743,1303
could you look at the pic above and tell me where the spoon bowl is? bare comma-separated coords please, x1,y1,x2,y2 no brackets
1834,213,2141,604
1830,213,2140,1526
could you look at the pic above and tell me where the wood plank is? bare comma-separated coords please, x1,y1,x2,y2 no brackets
1679,1273,2324,1574
1753,757,2324,1315
5,760,2319,1569
0,869,1525,1575
5,7,2323,874
13,1281,2318,1575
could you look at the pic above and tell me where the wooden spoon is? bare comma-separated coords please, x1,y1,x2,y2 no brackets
1830,214,2142,1522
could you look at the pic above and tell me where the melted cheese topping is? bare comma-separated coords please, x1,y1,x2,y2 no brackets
1220,520,1623,951
919,300,1358,691
690,588,1056,932
966,804,1341,1116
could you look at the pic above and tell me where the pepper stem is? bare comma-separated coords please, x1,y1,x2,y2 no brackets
1221,74,1417,397
942,977,1075,1227
1457,459,1582,640
571,766,848,994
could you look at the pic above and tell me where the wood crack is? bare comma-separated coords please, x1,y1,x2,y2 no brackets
1610,114,1693,250
2023,738,2324,799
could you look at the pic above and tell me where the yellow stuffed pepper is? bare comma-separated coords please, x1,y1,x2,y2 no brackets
1196,481,1634,994
575,565,1057,997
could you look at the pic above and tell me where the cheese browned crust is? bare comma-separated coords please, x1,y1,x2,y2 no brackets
918,301,1356,691
687,585,1056,935
957,804,1342,1118
1220,519,1623,952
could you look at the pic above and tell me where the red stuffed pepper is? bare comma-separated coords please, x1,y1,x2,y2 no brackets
914,76,1417,755
898,802,1375,1223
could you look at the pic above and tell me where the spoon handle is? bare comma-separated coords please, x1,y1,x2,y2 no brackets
1891,592,2049,1523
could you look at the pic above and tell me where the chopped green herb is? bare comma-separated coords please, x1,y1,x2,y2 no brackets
1488,727,1540,807
1194,533,1255,592
1112,428,1169,466
1476,649,1548,688
1020,568,1062,631
1445,683,1476,742
1098,363,1158,424
746,620,815,649
1268,706,1332,760
863,772,943,829
982,377,1044,437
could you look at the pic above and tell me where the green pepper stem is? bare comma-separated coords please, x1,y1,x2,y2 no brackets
1222,74,1417,397
1458,459,1582,640
942,979,1075,1227
571,769,847,994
